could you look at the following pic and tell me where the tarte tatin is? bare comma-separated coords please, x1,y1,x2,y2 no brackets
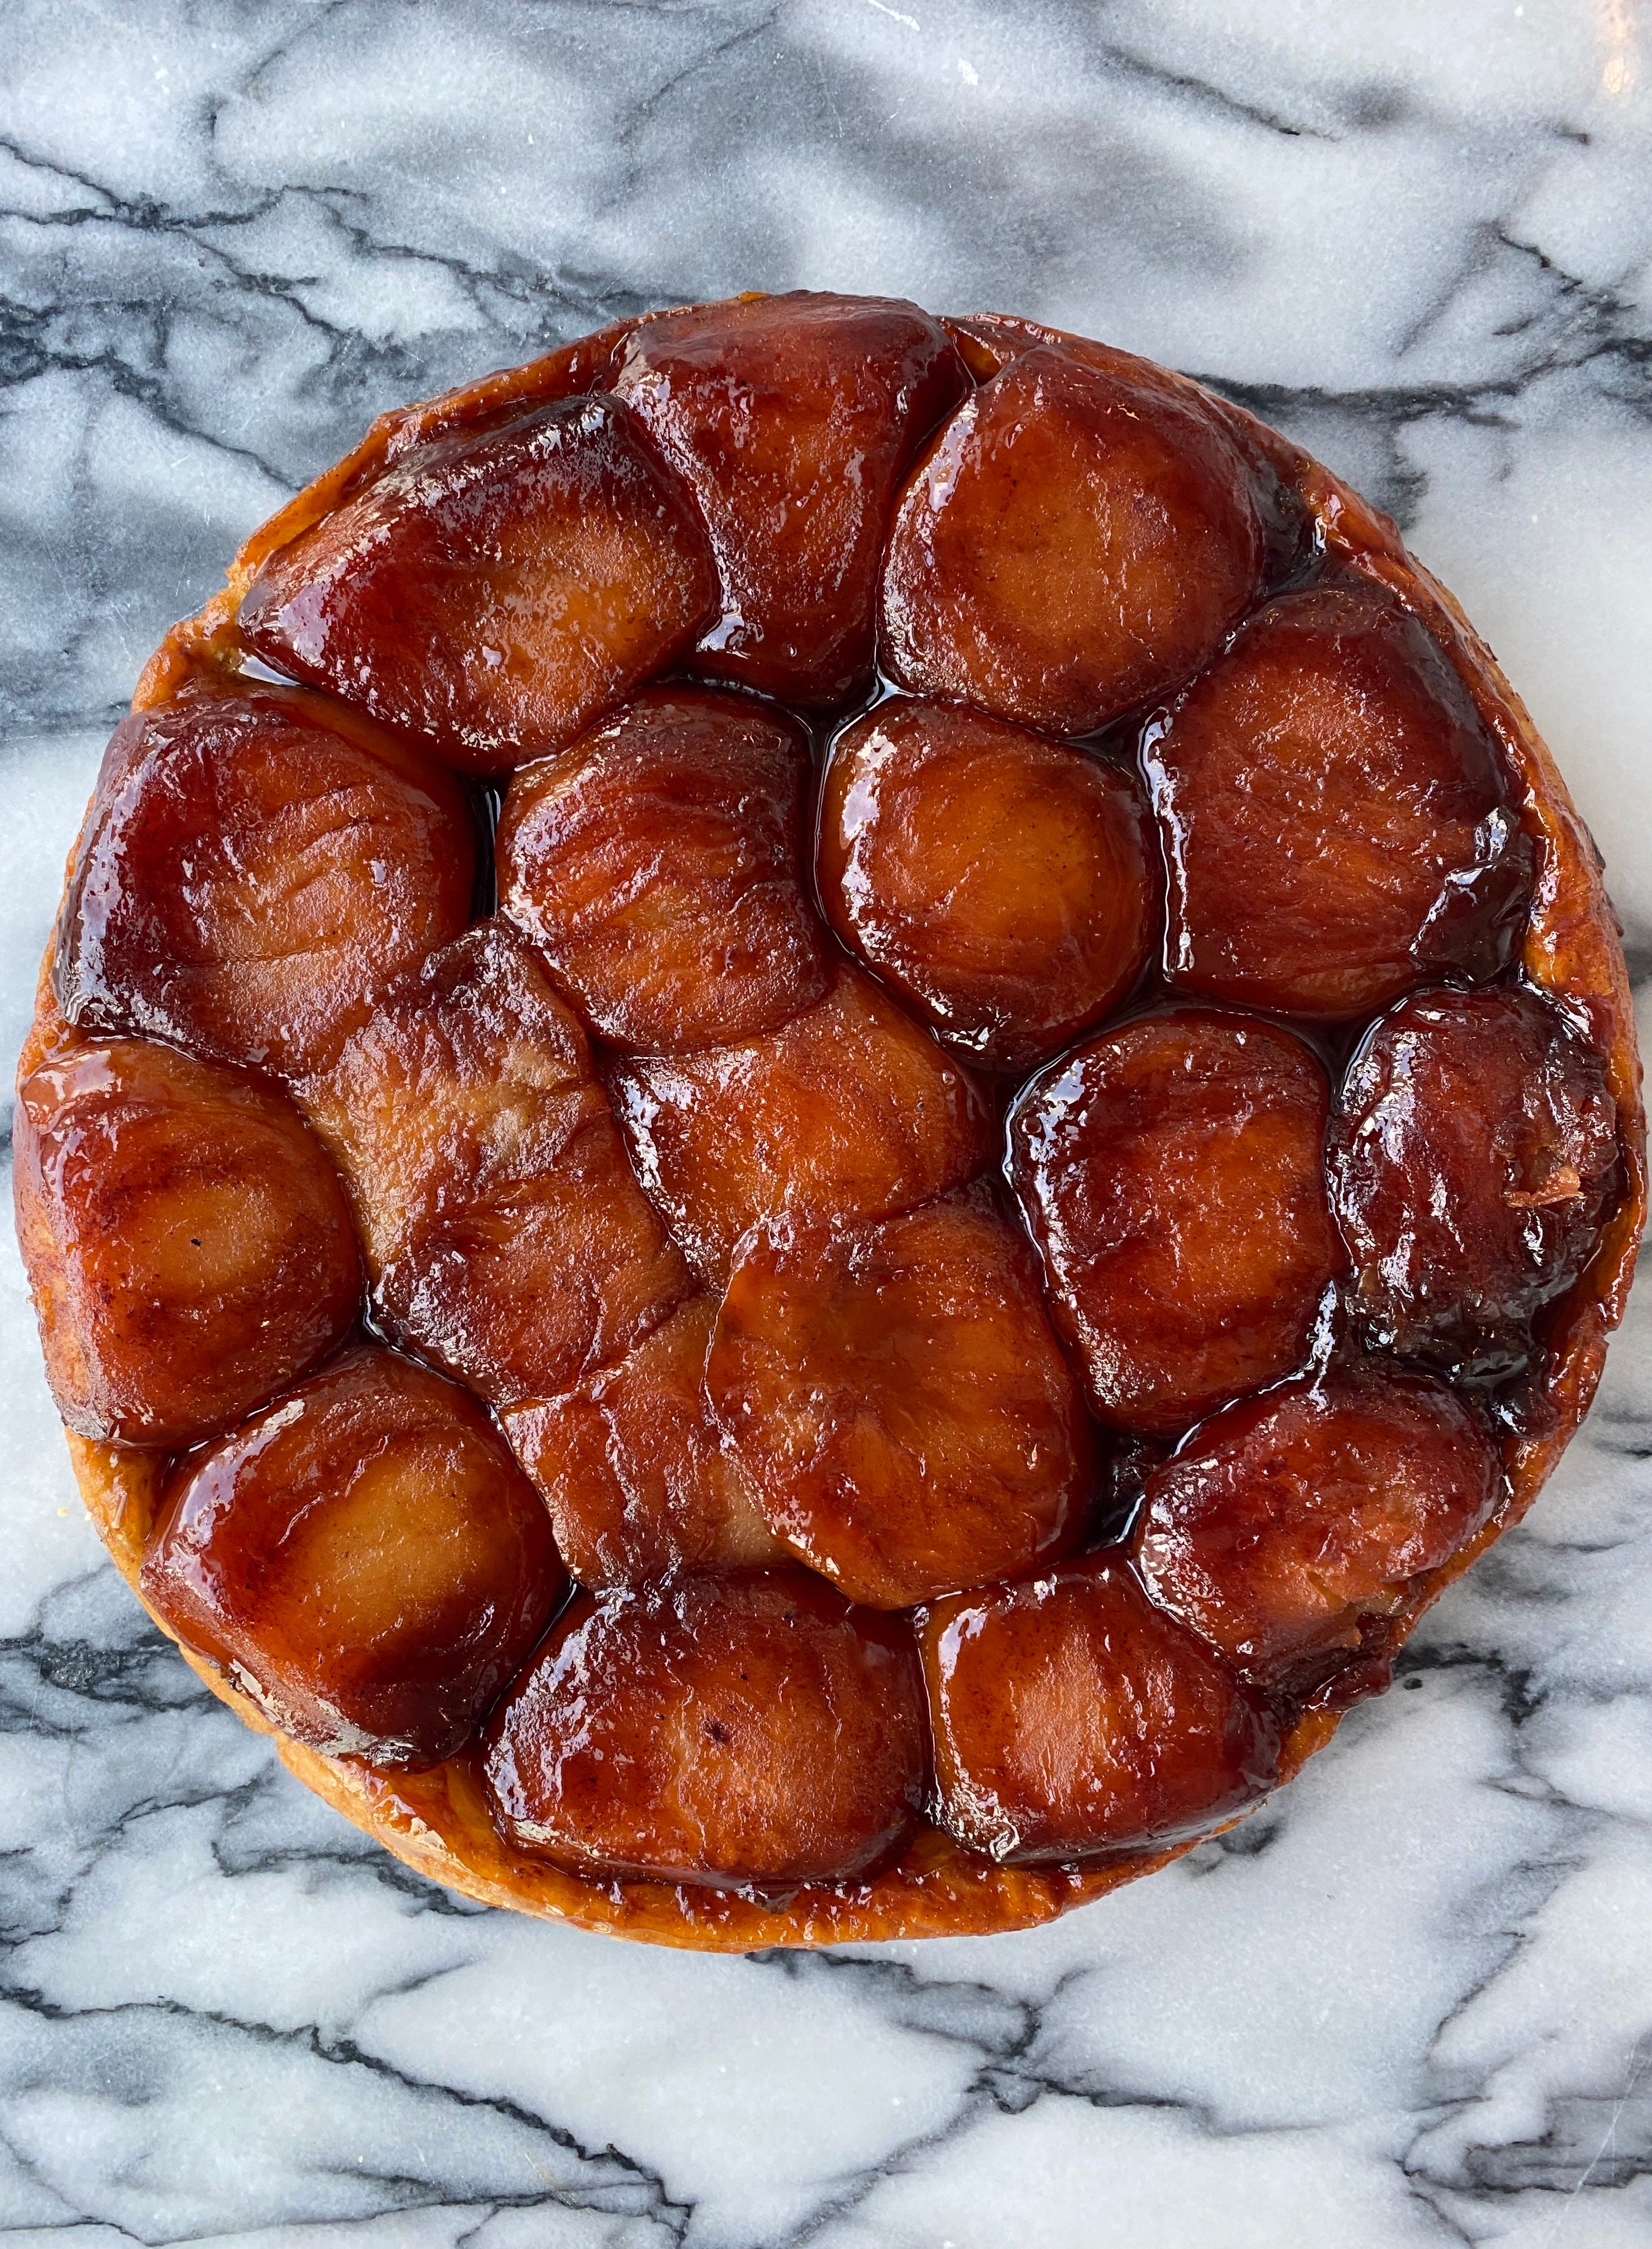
16,293,1645,1949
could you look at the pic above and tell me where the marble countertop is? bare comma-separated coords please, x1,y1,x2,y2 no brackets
3,2,1650,2241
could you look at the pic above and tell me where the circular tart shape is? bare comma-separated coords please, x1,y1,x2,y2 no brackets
1330,986,1621,1382
484,1569,927,1887
920,1558,1280,1864
1009,1009,1341,1434
880,342,1269,734
497,687,827,1053
708,1192,1091,1608
1134,1362,1502,1691
238,393,719,774
15,1038,361,1448
818,696,1154,1070
609,962,993,1286
54,679,475,1080
18,294,1644,1950
140,1345,566,1768
1145,578,1535,1020
610,290,966,705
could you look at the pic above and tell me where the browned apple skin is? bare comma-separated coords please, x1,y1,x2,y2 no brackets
496,687,828,1053
818,696,1156,1071
1134,1363,1502,1692
708,1192,1091,1609
920,1558,1279,1864
879,343,1268,737
141,1345,566,1768
608,962,994,1287
54,680,475,1081
1008,1009,1341,1436
15,1037,362,1450
484,1568,927,1887
502,1296,785,1588
1145,579,1535,1020
611,291,966,706
300,919,690,1408
1330,986,1621,1382
237,393,719,775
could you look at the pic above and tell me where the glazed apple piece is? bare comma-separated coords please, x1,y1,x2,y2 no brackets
609,963,994,1286
502,1296,785,1587
708,1191,1091,1608
497,687,828,1052
483,1569,926,1887
610,291,965,705
300,919,690,1406
14,1038,361,1449
54,680,475,1080
141,1345,565,1767
1135,1362,1502,1692
1145,578,1534,1019
237,393,718,775
879,343,1268,735
818,695,1154,1069
1330,986,1620,1381
1008,1009,1341,1435
920,1558,1279,1864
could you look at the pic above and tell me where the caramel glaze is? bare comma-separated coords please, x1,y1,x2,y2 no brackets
17,296,1645,1949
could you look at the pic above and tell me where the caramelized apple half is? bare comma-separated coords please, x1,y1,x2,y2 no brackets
141,1345,565,1766
1144,579,1534,1019
1330,986,1621,1381
819,696,1154,1070
880,343,1269,734
920,1558,1279,1864
1135,1362,1502,1692
15,1037,360,1448
498,687,827,1052
484,1568,926,1888
612,290,965,705
609,963,993,1286
238,394,719,773
54,680,475,1080
1009,1009,1341,1434
301,919,689,1405
708,1190,1091,1607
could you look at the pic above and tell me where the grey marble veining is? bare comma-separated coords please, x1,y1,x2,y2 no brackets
2,2,1650,2241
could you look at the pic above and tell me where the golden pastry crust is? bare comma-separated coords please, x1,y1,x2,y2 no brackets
22,305,1644,1949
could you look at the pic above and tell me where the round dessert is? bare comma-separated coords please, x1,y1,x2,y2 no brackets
15,293,1645,1950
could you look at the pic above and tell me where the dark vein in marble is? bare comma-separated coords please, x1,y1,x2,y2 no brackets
744,1945,1347,2243
1081,33,1336,142
1190,247,1652,532
1382,1634,1652,2217
615,4,785,153
0,1984,697,2242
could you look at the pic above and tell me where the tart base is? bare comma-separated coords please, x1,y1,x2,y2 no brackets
61,1426,1345,1949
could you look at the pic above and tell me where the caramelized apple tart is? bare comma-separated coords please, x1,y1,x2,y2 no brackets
16,293,1645,1949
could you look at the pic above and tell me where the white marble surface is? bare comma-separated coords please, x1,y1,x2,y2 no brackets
2,2,1650,2240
